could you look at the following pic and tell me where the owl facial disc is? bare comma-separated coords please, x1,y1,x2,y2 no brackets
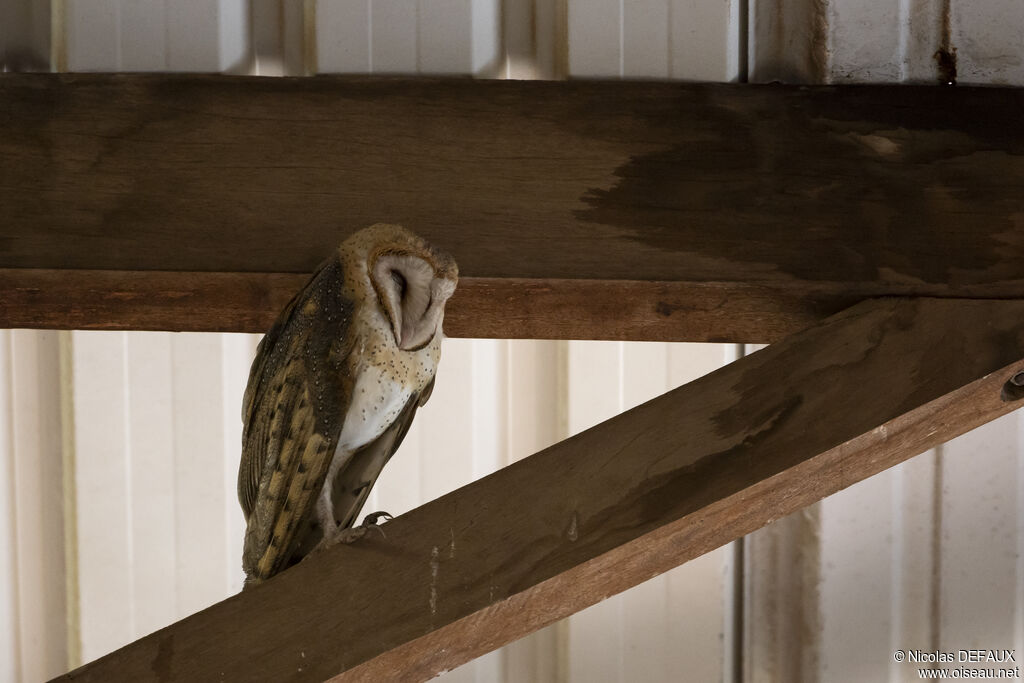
372,253,455,351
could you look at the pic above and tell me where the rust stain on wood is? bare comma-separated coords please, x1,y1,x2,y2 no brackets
934,0,957,86
934,47,958,86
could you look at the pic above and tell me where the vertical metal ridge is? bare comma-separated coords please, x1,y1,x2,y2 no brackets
59,331,82,670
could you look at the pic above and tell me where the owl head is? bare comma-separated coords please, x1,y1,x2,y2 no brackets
344,224,458,351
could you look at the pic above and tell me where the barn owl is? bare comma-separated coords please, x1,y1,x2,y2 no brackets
238,224,458,586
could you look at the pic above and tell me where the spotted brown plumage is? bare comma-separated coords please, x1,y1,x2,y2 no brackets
238,224,458,586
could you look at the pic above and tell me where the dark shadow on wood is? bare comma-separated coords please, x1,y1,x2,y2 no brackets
3,75,1024,341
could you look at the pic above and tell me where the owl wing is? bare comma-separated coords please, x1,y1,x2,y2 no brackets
329,376,435,529
238,256,357,583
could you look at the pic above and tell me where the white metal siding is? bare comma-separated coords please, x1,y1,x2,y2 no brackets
313,0,503,76
750,0,1024,85
69,332,255,661
64,0,249,72
0,331,67,682
567,0,742,80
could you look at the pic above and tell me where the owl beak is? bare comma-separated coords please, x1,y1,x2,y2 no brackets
398,324,435,352
383,291,430,351
390,309,405,349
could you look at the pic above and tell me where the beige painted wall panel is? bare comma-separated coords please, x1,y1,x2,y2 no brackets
0,332,67,681
938,415,1022,653
952,0,1024,85
623,0,670,78
892,452,941,659
0,333,18,683
71,331,135,662
567,0,622,77
315,0,501,75
170,334,245,614
167,0,247,72
469,0,502,73
815,451,943,681
71,331,259,664
826,0,903,82
123,332,177,637
569,0,741,80
117,0,168,71
65,0,248,71
370,0,419,73
65,0,121,70
818,463,904,681
669,0,742,81
12,331,67,679
314,0,371,73
418,0,476,73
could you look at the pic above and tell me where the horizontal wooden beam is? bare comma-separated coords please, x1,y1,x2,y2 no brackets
0,269,858,342
4,75,1024,341
55,297,1024,682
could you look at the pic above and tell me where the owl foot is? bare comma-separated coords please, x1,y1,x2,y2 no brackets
321,511,394,546
332,526,371,544
355,511,393,539
361,511,393,528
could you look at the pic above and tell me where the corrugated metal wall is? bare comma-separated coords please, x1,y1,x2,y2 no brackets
1,2,1022,682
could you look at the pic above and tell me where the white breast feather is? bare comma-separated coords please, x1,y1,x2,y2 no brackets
316,365,413,534
338,365,414,452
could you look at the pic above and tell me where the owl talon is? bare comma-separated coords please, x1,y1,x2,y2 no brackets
361,511,393,527
357,511,393,539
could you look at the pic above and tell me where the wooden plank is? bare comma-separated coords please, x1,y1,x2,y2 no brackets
0,269,851,342
3,75,1024,340
54,297,1024,682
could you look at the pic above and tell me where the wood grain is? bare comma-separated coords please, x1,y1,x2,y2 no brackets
3,75,1024,340
54,297,1024,682
0,269,859,342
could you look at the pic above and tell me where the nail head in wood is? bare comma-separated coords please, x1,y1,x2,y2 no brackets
1000,370,1024,402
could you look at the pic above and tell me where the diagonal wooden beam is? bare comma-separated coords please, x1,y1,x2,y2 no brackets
55,297,1024,682
4,75,1024,342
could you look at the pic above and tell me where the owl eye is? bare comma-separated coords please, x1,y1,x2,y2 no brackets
391,270,407,299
